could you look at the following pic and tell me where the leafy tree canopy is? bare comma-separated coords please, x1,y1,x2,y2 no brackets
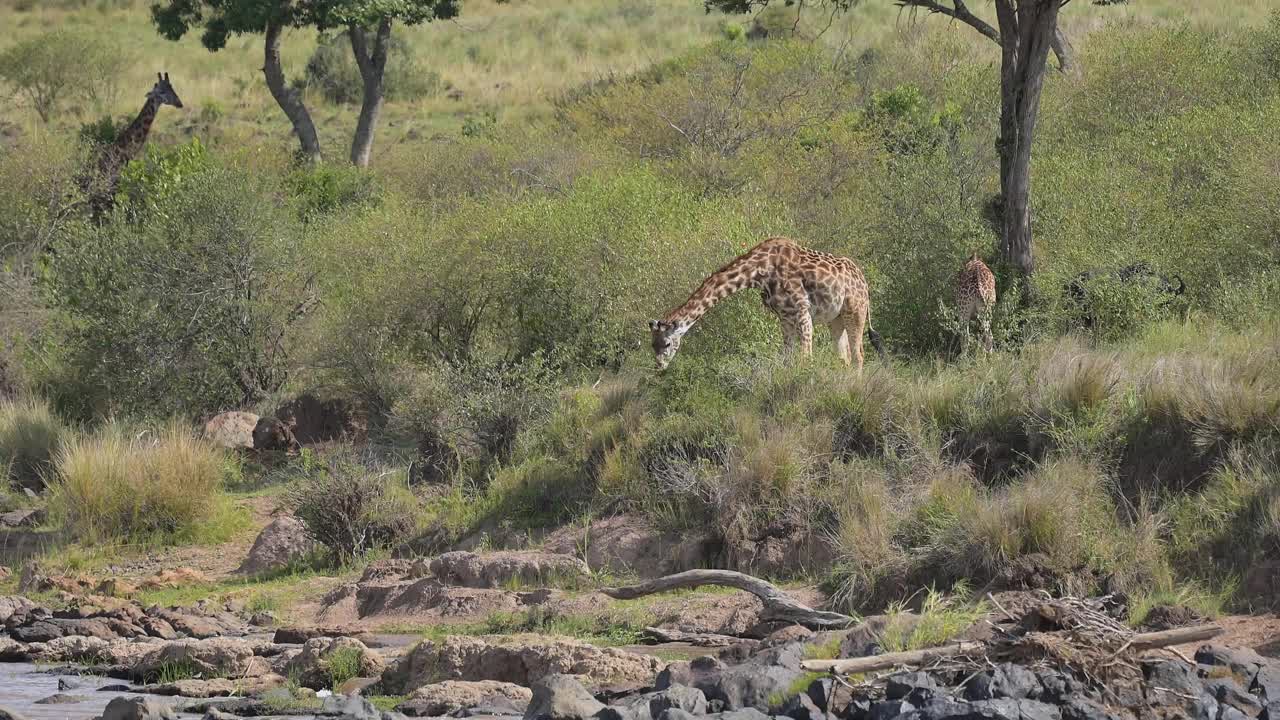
152,0,460,50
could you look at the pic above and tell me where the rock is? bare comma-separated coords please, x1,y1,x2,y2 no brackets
656,657,727,692
541,515,714,579
1253,665,1280,704
134,638,265,682
274,626,365,644
964,699,1062,719
1203,678,1263,717
11,617,118,643
700,641,808,710
649,686,709,718
1261,702,1280,720
1143,658,1201,701
1195,645,1269,685
320,694,382,720
380,636,664,694
57,678,82,691
523,674,605,720
203,412,259,450
709,710,770,720
865,699,914,719
962,663,1042,701
885,672,940,701
99,697,177,720
839,614,919,659
286,636,385,690
0,710,27,720
237,515,318,576
252,417,300,453
0,508,44,528
0,595,35,623
141,568,209,590
35,694,88,705
1138,604,1204,631
275,394,367,445
656,711,695,720
1058,696,1123,720
398,680,533,717
1033,671,1076,705
429,551,590,589
139,674,286,698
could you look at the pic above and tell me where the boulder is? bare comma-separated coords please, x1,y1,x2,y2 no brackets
237,516,318,576
541,515,715,578
275,394,367,445
839,614,919,658
203,412,259,450
0,508,44,528
1202,678,1263,717
285,636,385,690
252,417,300,453
141,567,209,590
398,680,533,717
320,695,383,720
962,663,1043,701
138,674,286,698
380,636,664,694
523,674,605,720
98,697,177,720
429,551,590,589
134,638,265,682
647,686,709,717
35,694,88,705
0,709,27,720
1195,644,1269,685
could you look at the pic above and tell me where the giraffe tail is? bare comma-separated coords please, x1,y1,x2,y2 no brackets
867,323,887,362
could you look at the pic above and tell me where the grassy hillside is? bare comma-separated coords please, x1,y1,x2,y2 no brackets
2,0,1280,617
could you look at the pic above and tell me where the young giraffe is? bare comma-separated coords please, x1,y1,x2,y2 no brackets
85,72,184,220
955,251,997,352
650,237,886,373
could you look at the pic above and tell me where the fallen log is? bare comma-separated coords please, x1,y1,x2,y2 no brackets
600,569,855,630
800,641,985,674
800,624,1225,674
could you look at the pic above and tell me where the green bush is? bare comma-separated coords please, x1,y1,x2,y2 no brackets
302,31,442,105
285,164,381,222
284,448,417,562
0,396,67,491
48,421,231,543
45,162,310,419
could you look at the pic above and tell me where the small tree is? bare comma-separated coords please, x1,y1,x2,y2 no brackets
151,0,458,166
0,30,135,123
704,0,1124,277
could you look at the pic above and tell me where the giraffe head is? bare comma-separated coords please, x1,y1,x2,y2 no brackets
147,72,184,109
649,319,687,371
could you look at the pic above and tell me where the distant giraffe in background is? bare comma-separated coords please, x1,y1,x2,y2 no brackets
650,237,886,374
84,72,184,221
955,252,997,353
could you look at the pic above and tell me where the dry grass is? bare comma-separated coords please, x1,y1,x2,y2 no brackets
48,420,229,543
0,395,67,490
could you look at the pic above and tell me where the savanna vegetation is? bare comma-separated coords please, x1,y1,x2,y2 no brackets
1,0,1278,622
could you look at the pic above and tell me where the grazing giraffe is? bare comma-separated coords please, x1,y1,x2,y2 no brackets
955,251,997,353
85,72,184,220
650,237,886,373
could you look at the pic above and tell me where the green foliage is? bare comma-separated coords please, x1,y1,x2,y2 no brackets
302,30,443,104
0,29,135,122
116,138,213,221
45,161,309,419
325,646,365,690
285,163,382,221
284,446,418,562
0,396,67,490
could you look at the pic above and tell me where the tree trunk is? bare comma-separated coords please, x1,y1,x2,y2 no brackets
263,20,322,164
993,0,1060,277
1051,27,1078,75
349,19,392,168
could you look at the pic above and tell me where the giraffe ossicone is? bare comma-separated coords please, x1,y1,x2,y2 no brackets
650,237,886,373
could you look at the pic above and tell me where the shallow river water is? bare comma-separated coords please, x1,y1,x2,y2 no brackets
0,664,171,720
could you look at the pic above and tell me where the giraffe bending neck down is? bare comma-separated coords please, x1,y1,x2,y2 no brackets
87,72,184,220
650,237,886,373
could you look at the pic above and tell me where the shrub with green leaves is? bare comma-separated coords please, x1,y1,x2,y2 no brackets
45,161,310,419
284,448,417,562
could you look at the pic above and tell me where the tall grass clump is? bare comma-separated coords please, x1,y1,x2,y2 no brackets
49,422,229,544
0,396,67,490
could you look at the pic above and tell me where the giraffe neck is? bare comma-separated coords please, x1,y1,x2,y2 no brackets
113,95,162,161
664,260,759,330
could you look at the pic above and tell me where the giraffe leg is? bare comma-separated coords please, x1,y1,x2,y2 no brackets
829,321,851,367
980,306,994,352
798,312,814,357
840,299,867,374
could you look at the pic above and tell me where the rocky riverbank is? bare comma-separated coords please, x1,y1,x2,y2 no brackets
1,547,1278,720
